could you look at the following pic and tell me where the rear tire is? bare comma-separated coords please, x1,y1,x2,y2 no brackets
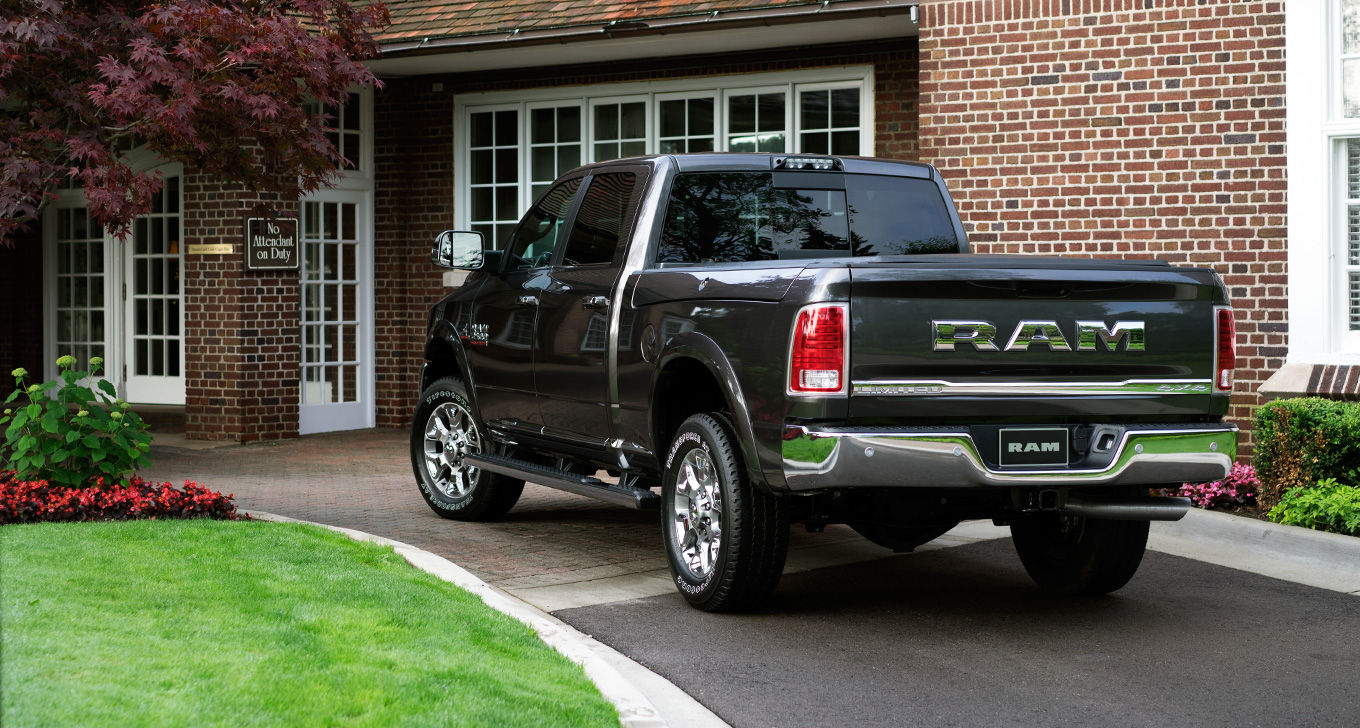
662,413,788,612
410,377,524,521
1010,510,1149,595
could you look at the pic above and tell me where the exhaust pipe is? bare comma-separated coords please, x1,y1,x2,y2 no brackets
1060,495,1190,522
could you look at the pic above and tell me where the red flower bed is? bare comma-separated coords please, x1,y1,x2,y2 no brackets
0,471,244,525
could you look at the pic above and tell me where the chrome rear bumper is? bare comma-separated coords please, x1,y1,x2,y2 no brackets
780,423,1237,491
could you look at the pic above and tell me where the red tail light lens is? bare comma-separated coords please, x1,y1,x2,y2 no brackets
1215,306,1236,392
790,304,847,393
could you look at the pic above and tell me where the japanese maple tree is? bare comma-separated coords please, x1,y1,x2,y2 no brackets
0,0,389,244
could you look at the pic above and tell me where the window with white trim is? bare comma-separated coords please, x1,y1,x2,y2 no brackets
306,93,366,172
592,99,647,162
726,88,787,153
455,68,873,248
468,108,521,249
52,207,106,370
1338,4,1360,342
528,103,583,200
657,93,716,153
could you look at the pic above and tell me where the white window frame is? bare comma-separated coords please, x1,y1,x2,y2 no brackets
453,66,875,243
1289,2,1360,361
308,87,375,189
655,90,719,154
299,87,375,434
588,95,650,163
793,80,870,157
525,99,587,203
721,85,793,154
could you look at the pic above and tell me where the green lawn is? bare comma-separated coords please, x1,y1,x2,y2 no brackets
0,520,620,728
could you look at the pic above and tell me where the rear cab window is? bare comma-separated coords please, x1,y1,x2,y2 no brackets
657,171,960,265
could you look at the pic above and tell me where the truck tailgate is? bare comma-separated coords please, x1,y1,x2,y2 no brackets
846,257,1225,420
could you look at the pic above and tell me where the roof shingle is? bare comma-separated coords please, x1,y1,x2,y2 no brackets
375,0,832,44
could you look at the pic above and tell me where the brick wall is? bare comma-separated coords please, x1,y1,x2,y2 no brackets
182,178,299,442
918,0,1287,450
373,80,453,428
0,228,44,376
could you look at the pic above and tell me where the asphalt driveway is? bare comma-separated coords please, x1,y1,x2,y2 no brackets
144,428,1360,728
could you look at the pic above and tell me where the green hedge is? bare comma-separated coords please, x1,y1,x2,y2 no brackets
1253,398,1360,510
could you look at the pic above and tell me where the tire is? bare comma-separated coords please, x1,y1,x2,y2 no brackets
662,413,788,612
410,377,524,521
1010,509,1149,596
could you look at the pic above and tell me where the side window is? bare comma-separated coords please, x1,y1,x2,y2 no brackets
562,172,638,266
658,173,851,263
659,173,775,264
508,178,581,270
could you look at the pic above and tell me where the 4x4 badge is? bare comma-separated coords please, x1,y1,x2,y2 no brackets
461,322,489,346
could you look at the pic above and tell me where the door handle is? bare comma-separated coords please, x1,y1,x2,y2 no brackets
517,295,539,306
581,295,610,311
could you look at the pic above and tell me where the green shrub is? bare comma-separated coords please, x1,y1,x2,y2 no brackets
1266,479,1360,536
1252,398,1360,509
1,356,152,487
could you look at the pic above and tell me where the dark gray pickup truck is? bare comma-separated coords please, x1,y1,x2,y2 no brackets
413,153,1238,611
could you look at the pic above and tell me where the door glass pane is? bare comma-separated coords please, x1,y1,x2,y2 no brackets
128,172,183,378
469,109,520,249
53,207,105,370
301,201,363,404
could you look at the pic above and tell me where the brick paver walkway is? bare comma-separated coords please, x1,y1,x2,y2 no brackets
142,429,667,589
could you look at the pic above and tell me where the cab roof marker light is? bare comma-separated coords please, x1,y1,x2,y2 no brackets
774,156,841,171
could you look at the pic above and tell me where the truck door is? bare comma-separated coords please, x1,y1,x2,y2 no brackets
534,169,646,441
466,176,582,429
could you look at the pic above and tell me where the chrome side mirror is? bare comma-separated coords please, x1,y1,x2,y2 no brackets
431,230,486,270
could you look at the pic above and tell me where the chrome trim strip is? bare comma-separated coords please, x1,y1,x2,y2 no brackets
781,425,1237,490
850,378,1214,396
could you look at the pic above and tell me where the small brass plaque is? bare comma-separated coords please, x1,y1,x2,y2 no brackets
187,244,233,255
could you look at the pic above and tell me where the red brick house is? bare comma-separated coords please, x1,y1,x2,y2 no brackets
0,0,1328,449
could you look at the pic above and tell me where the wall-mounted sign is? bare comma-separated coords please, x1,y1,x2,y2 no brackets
245,217,299,271
187,243,233,255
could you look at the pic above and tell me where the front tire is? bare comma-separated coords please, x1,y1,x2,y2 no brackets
1010,510,1149,595
410,377,524,521
662,413,788,612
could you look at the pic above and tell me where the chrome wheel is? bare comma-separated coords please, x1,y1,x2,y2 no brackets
420,401,481,499
671,448,723,579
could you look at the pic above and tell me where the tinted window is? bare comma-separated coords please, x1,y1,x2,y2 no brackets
562,172,637,266
658,172,957,264
847,176,959,256
508,178,580,270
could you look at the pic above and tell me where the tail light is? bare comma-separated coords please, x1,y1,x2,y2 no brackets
1214,306,1236,392
789,304,848,394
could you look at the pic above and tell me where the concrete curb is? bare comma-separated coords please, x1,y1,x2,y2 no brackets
1149,508,1360,595
250,512,725,728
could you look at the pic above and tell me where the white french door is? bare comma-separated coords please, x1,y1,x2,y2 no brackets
298,191,374,434
43,164,184,405
121,172,185,404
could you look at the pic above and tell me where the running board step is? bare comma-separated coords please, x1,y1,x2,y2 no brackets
464,453,659,510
